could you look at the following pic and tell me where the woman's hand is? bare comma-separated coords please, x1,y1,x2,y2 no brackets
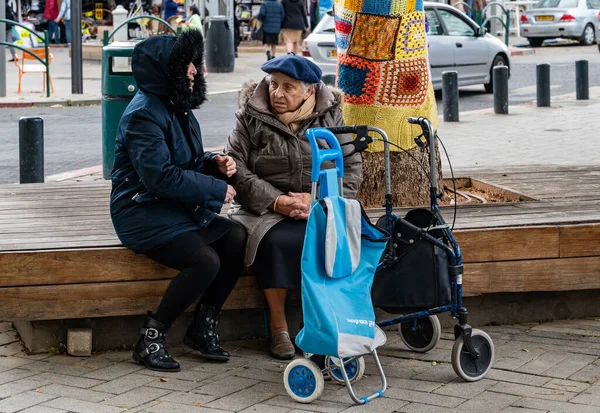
215,155,237,177
274,195,309,220
224,185,237,203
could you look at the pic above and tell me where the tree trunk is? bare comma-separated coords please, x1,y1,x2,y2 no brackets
357,147,443,209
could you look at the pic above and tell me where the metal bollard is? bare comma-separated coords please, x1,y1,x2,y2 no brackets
19,117,44,184
442,71,459,122
576,60,589,100
536,64,551,107
493,66,509,115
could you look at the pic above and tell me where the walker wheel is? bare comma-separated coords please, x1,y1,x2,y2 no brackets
451,329,495,382
399,315,441,353
325,356,365,385
283,359,324,403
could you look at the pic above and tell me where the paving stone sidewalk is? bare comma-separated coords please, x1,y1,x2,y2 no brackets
0,318,599,412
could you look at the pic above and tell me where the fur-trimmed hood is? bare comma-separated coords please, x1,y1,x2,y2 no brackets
238,79,344,116
131,30,206,103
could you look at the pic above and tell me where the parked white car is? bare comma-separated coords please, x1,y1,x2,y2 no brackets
520,0,600,46
302,2,510,93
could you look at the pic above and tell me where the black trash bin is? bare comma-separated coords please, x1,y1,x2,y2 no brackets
205,16,235,73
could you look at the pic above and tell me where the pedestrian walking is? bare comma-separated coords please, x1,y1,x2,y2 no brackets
281,0,309,55
55,0,71,44
4,3,17,61
110,29,246,372
256,0,284,61
44,0,60,44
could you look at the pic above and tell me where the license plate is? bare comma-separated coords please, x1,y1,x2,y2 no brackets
328,49,337,58
536,15,554,21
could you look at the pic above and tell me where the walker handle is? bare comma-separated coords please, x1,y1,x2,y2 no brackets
306,128,344,183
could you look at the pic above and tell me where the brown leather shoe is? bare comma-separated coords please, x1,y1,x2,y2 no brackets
270,331,295,360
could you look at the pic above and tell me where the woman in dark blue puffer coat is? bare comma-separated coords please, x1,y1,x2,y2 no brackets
110,29,246,372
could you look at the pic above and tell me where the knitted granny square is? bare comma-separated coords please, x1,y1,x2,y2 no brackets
361,0,393,15
375,57,429,107
405,0,416,12
391,0,408,15
337,54,381,105
347,13,400,61
395,12,427,59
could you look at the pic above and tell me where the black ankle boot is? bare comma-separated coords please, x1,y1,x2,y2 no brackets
266,50,272,61
183,304,229,362
132,312,180,372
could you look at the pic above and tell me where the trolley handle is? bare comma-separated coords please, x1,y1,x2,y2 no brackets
306,128,344,182
325,126,359,135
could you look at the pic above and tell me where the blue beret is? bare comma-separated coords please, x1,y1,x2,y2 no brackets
261,53,322,84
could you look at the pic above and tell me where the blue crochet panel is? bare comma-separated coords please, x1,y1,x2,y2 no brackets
361,0,393,15
337,64,370,97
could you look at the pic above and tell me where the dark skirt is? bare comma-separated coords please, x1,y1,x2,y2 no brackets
262,32,280,45
254,219,307,290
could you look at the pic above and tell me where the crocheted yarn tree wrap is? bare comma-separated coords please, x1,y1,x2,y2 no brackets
335,0,438,152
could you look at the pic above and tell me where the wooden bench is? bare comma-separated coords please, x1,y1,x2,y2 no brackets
1,166,599,325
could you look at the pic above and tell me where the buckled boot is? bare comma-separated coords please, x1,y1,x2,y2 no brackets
183,304,230,362
132,312,180,372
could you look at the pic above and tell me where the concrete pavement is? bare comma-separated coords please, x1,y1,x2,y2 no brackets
0,318,599,412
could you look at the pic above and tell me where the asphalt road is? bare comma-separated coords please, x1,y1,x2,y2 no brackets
1,45,599,184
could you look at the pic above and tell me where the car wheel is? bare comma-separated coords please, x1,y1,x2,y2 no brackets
580,24,595,45
527,38,545,47
484,55,507,94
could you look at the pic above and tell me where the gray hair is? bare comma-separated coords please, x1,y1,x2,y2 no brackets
266,74,317,93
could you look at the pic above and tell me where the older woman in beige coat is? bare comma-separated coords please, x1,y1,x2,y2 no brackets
225,54,362,359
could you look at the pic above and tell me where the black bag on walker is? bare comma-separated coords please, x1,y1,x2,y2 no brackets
372,209,451,313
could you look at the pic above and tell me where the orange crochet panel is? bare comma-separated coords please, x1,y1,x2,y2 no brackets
337,54,381,105
375,57,429,107
347,13,400,61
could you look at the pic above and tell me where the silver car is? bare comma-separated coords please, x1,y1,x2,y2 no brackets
302,2,510,93
520,0,600,46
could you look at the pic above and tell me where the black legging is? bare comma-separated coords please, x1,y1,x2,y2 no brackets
144,223,246,329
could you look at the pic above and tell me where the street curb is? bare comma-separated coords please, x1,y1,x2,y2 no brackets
46,165,103,182
510,48,536,56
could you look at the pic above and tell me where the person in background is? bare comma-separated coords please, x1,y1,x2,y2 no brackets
4,3,17,61
256,0,284,61
183,5,203,36
44,0,60,44
281,0,309,54
55,0,71,44
163,0,179,21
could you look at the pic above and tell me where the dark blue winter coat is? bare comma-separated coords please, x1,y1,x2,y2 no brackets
110,35,227,254
257,0,285,34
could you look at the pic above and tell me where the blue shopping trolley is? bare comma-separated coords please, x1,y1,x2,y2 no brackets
283,128,390,405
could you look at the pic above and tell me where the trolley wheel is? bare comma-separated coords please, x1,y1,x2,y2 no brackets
451,329,495,382
399,315,441,353
283,359,325,403
326,356,365,385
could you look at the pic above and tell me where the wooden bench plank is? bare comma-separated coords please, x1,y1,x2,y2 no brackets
0,277,265,321
454,226,560,263
559,224,600,258
464,256,600,295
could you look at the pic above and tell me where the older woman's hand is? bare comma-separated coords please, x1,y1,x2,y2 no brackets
274,195,309,220
215,155,237,177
